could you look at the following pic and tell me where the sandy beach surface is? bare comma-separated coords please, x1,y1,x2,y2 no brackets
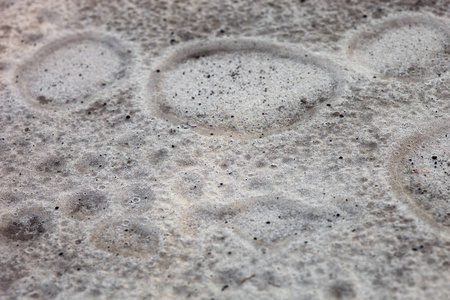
0,0,449,299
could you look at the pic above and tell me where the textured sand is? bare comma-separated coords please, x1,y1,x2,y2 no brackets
0,1,449,299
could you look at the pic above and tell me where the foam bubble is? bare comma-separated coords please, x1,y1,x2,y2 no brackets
16,33,129,107
389,123,450,231
150,40,342,137
349,15,449,80
405,130,450,228
91,218,160,258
